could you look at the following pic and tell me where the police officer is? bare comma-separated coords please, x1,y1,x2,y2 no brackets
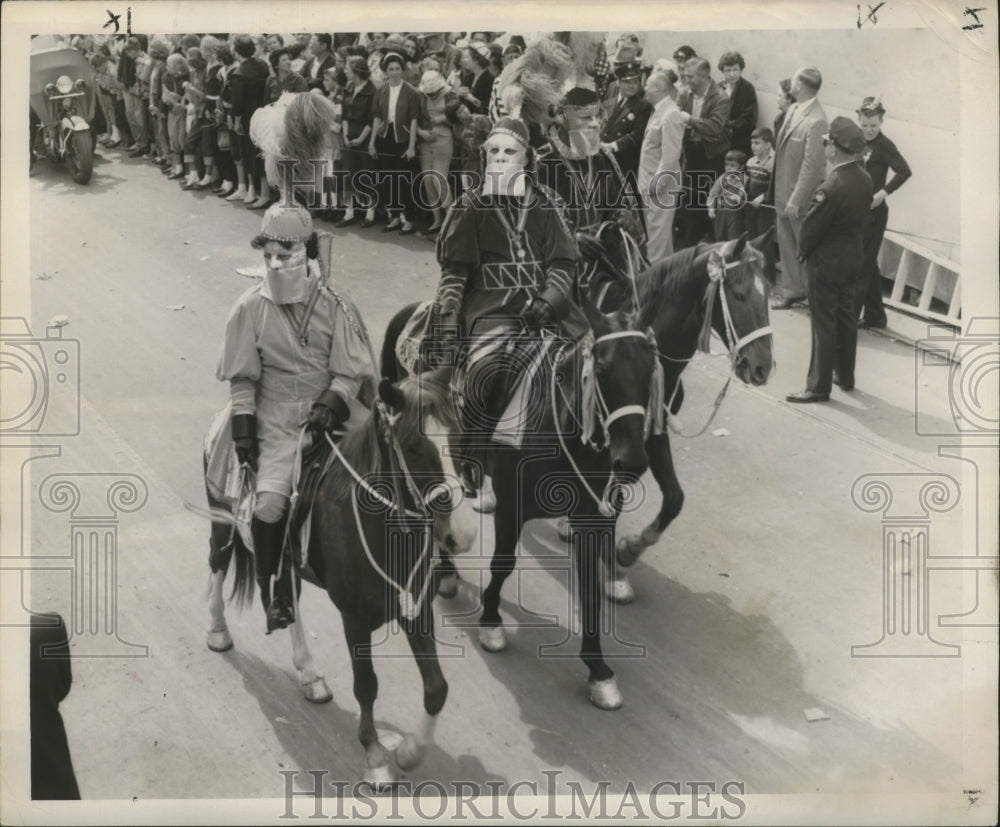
786,117,873,403
599,47,653,182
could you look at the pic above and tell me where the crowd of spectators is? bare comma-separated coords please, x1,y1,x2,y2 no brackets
58,29,908,289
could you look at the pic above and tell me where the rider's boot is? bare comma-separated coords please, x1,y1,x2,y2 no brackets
251,516,295,633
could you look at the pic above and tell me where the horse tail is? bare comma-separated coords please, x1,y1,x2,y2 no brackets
204,452,257,610
381,301,420,381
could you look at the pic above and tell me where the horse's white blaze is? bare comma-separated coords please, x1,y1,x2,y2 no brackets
426,415,477,555
754,274,765,297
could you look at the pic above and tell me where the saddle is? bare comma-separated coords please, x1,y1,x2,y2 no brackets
285,434,336,570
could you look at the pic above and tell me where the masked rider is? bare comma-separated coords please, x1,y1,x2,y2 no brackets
430,116,587,455
536,86,645,300
216,203,377,633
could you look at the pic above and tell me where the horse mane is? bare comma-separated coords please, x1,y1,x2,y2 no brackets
325,370,456,506
635,244,706,329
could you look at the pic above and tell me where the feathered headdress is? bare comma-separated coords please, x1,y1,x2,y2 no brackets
497,36,575,129
250,90,339,190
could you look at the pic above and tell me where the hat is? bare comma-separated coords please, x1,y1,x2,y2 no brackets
857,95,886,117
379,51,405,71
827,116,866,154
260,203,314,243
673,44,697,63
487,116,530,149
562,86,600,110
418,70,447,95
612,46,643,80
469,42,492,61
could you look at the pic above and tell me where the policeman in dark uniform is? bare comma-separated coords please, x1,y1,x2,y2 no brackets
599,47,653,182
786,117,873,403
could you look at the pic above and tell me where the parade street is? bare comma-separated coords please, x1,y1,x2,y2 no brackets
22,148,987,807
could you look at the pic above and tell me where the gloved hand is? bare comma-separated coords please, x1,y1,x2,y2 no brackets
522,295,555,328
575,231,605,262
306,390,350,434
231,414,258,470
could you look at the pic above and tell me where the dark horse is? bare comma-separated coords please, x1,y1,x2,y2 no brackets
382,299,659,709
203,371,477,785
591,228,776,598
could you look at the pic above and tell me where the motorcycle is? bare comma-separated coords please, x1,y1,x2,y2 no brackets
30,36,97,185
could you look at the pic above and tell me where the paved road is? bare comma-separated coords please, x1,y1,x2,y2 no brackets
16,149,990,812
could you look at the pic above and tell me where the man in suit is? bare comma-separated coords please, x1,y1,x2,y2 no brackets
301,33,336,91
678,57,731,247
600,49,653,185
637,69,685,261
786,117,873,403
770,65,828,309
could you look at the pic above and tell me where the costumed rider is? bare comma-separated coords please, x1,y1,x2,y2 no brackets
499,36,644,304
216,203,377,632
430,116,587,452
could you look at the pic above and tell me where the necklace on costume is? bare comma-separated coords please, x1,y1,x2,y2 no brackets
491,183,533,262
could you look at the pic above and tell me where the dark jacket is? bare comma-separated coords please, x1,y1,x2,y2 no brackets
679,79,732,160
342,79,376,141
373,80,422,144
301,53,337,91
466,70,494,114
265,71,308,103
862,131,911,195
31,613,80,800
600,92,653,177
798,160,873,275
230,56,270,123
724,76,758,154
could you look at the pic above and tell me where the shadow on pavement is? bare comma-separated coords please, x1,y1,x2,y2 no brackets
436,518,960,795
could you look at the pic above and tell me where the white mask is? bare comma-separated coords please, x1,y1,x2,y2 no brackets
481,132,529,197
263,244,309,304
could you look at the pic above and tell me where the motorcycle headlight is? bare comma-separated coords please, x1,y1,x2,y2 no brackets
45,83,58,96
56,75,73,94
74,79,87,92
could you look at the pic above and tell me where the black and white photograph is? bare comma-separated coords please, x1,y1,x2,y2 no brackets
2,1,997,824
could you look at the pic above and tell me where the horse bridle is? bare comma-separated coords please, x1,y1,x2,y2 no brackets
699,248,773,367
582,330,664,450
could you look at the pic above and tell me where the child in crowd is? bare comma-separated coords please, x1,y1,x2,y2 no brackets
322,66,346,217
707,149,748,242
744,127,776,280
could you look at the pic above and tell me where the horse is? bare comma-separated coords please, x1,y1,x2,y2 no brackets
382,298,661,710
590,228,776,596
203,371,477,785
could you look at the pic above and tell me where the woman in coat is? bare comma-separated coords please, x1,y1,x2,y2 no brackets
337,55,378,227
230,35,272,208
368,51,421,234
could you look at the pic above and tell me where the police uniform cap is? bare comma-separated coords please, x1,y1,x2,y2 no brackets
827,116,866,154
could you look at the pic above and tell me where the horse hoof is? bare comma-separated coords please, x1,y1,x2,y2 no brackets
557,517,571,542
362,762,396,791
588,677,623,711
605,577,636,604
437,572,459,599
478,625,507,653
473,491,496,513
394,734,425,770
302,677,333,704
206,629,234,652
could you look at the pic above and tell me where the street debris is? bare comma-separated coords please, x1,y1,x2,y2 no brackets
712,427,731,437
48,315,69,328
167,304,185,311
803,707,830,723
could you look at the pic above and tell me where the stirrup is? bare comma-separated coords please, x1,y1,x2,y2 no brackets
266,596,295,633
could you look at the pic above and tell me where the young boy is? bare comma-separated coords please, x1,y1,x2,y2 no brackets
744,127,776,279
707,149,748,242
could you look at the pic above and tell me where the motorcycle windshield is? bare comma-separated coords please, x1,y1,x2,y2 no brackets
30,46,96,121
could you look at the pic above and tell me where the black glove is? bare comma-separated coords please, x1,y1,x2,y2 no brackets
306,389,350,434
575,231,605,262
231,413,258,470
522,296,555,329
